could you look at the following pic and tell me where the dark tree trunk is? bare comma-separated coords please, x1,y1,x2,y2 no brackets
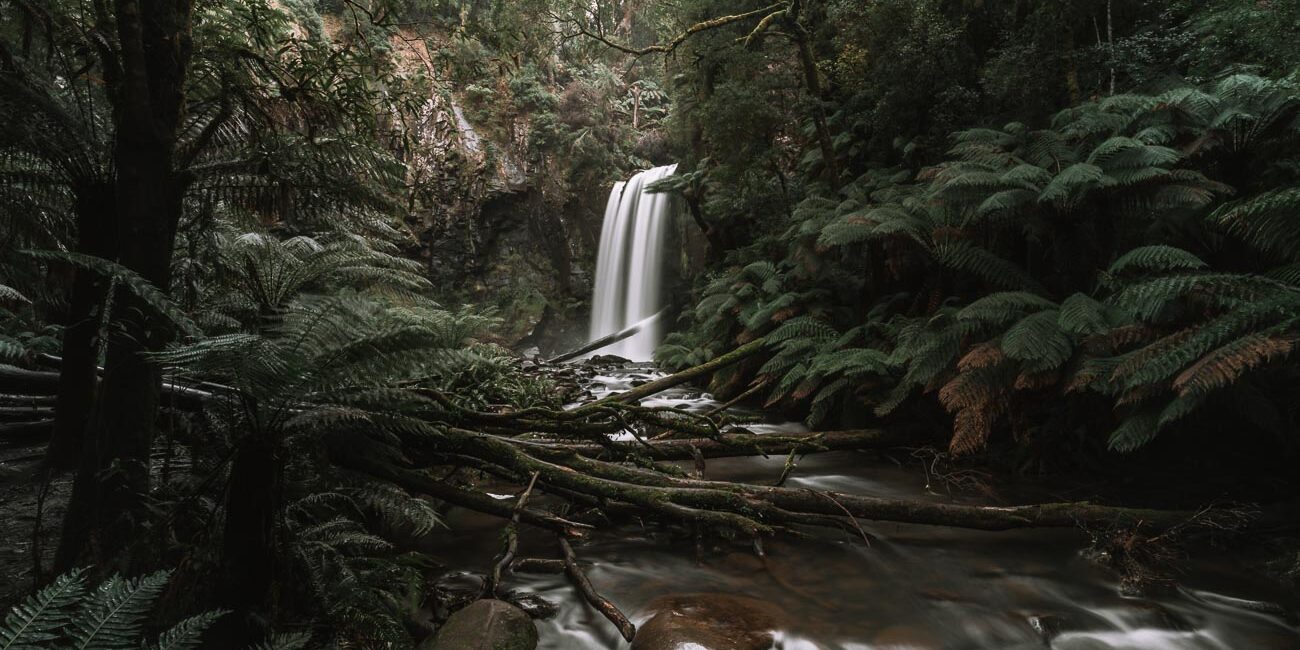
212,431,282,646
56,0,193,573
46,185,117,470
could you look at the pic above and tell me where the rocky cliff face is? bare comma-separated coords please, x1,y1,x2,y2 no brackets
389,34,612,355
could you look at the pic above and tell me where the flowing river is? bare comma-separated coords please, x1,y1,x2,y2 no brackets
426,363,1300,649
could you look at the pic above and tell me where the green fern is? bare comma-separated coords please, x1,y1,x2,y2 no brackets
1,569,87,650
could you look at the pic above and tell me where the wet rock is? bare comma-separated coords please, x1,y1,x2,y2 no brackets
719,551,765,574
586,354,631,366
430,571,486,620
1027,614,1066,642
421,599,538,650
1128,602,1199,632
630,593,782,650
872,624,943,648
499,590,558,620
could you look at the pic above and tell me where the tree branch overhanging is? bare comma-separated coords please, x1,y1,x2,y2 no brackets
555,3,787,57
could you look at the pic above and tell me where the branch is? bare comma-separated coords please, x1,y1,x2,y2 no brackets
578,338,766,409
531,429,915,461
483,471,540,598
560,536,635,642
557,3,786,57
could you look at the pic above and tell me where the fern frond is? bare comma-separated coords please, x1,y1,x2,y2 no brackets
70,570,172,650
149,610,227,650
0,568,86,650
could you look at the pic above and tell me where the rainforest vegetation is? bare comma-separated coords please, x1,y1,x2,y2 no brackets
2,0,1299,648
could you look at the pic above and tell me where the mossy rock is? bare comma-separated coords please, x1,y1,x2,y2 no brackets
420,599,538,650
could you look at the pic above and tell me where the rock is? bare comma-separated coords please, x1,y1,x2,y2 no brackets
630,593,782,650
587,354,631,366
421,599,538,650
1027,614,1066,642
872,624,943,648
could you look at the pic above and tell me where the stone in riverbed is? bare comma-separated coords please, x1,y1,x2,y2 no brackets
420,599,538,650
630,593,782,650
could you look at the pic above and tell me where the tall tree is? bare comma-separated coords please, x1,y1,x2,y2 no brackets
57,0,195,572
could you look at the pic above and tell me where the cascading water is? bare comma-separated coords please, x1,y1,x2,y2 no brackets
588,164,678,361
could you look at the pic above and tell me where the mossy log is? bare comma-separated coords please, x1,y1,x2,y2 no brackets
579,339,767,409
388,426,1207,536
536,428,915,460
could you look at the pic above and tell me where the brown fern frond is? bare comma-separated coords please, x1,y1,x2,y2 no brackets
958,343,1004,371
1115,384,1166,407
1173,335,1293,396
1014,369,1060,391
949,401,1006,456
771,307,798,322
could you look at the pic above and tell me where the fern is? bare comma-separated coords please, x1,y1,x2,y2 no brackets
21,250,201,337
71,571,173,650
149,611,228,650
1108,245,1208,276
1,569,86,650
1000,310,1073,370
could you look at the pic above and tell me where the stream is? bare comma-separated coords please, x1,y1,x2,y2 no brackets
427,363,1300,649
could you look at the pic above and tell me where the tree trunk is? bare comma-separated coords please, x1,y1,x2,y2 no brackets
46,185,117,470
56,0,193,573
212,432,282,646
786,0,839,190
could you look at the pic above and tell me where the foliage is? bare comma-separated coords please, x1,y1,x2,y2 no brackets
666,69,1300,457
0,569,307,650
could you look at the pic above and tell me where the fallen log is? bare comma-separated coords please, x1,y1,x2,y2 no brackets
0,365,59,394
326,444,592,538
0,364,218,407
580,338,766,409
0,406,55,422
536,429,916,460
0,394,56,406
429,426,1217,535
547,309,666,364
0,419,53,446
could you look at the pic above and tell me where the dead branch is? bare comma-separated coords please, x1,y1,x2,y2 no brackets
559,536,636,642
483,471,540,598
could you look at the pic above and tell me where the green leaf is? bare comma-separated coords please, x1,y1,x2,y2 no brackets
1,568,86,650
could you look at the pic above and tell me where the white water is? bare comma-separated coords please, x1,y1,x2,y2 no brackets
588,164,678,360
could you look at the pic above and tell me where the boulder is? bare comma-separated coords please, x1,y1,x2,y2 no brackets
630,593,782,650
420,599,538,650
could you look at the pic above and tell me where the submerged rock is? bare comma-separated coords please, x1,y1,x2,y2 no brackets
630,593,782,650
586,354,631,366
421,599,538,650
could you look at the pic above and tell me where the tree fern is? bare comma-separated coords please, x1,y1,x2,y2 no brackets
1108,245,1208,276
21,250,201,337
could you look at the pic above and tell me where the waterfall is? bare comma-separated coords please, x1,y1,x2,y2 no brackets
588,164,678,361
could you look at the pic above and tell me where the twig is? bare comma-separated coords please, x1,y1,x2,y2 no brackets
483,471,540,598
705,378,771,416
559,536,636,642
774,448,798,487
511,557,566,574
